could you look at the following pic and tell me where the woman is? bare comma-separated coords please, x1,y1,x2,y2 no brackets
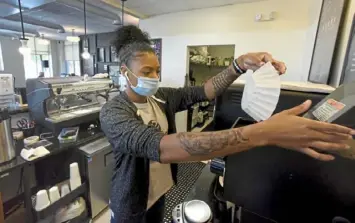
100,26,355,223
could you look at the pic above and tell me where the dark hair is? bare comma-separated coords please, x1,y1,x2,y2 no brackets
113,25,155,66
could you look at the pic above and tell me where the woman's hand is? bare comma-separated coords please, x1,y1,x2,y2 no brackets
236,52,287,74
253,100,355,161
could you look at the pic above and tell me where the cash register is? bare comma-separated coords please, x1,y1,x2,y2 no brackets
179,82,355,223
26,77,113,134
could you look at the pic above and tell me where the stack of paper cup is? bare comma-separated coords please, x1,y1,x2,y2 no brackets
69,162,81,191
35,190,51,211
49,186,60,204
61,184,71,197
241,62,281,122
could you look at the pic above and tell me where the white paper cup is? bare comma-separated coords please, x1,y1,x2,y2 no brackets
70,162,80,178
60,184,70,197
35,190,50,211
69,162,81,191
49,186,60,203
70,177,81,191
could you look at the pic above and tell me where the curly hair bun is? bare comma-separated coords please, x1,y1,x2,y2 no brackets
114,25,151,54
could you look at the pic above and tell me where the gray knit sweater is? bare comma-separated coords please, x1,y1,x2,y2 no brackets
100,87,208,223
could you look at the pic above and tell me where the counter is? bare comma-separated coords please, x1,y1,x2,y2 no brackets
0,130,105,176
0,127,105,223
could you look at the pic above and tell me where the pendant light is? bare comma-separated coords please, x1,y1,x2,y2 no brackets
112,0,127,26
38,34,50,45
121,0,126,25
67,29,80,43
18,0,31,56
81,0,90,60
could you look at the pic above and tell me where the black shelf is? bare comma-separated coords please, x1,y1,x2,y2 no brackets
190,62,229,68
34,182,87,221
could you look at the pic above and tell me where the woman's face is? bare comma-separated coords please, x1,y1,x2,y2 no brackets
123,52,160,87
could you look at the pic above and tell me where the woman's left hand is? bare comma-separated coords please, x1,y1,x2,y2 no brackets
236,52,287,74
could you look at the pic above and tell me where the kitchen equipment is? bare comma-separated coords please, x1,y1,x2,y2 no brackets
78,137,113,218
214,82,331,131
26,77,113,133
40,132,54,140
172,200,212,223
216,84,355,222
23,136,40,146
20,146,50,161
35,190,50,211
58,127,79,144
0,74,15,109
69,162,81,191
13,131,24,140
303,80,355,159
25,139,52,149
22,126,35,138
16,118,34,129
49,186,60,203
0,108,16,164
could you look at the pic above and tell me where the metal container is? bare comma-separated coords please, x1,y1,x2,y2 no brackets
0,109,16,164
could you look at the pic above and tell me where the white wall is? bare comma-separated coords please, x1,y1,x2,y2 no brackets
207,45,235,59
140,0,322,87
330,0,355,86
0,36,26,88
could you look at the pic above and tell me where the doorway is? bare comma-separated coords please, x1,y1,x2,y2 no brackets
185,45,235,131
186,45,235,87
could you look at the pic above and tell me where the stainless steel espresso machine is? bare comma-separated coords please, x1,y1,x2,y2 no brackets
26,77,113,134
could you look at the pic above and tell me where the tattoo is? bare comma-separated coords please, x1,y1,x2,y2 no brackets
177,128,249,156
211,66,240,96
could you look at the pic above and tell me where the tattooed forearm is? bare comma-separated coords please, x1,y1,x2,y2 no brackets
177,128,249,156
210,65,240,96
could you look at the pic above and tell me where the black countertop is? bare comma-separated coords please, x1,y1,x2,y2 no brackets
185,164,215,204
0,129,105,175
8,107,29,115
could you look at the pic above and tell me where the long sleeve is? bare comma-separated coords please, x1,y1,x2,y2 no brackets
100,99,164,162
158,86,209,113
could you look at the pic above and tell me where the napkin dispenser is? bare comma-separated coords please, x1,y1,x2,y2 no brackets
303,81,355,159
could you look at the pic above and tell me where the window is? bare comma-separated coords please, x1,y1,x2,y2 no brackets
64,41,81,76
24,37,52,79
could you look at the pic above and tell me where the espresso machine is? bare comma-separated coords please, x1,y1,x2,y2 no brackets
26,77,113,134
0,74,16,164
26,77,115,219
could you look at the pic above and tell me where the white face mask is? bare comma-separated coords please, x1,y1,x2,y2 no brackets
124,68,160,97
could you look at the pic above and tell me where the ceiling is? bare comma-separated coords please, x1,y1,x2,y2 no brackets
103,0,266,17
0,0,264,40
0,0,139,40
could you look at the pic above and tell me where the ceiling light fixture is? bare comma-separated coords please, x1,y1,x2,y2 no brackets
18,0,31,56
113,0,127,26
81,0,90,60
19,39,31,55
121,0,126,25
38,34,50,45
67,29,80,42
